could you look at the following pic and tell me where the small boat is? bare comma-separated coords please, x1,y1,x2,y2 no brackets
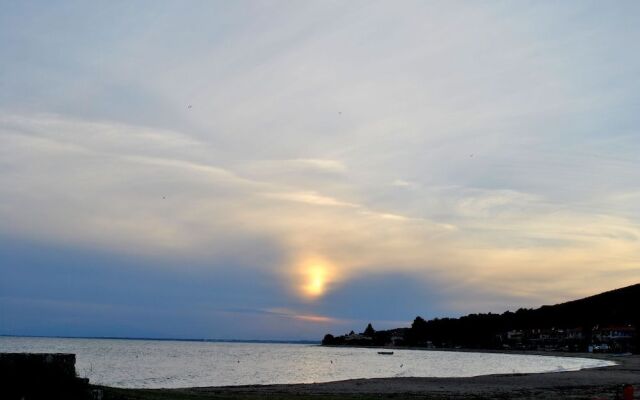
377,351,394,355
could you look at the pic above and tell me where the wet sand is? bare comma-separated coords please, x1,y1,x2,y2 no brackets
101,351,640,400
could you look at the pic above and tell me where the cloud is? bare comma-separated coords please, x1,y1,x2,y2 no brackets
1,110,639,313
255,158,347,174
291,159,346,172
248,308,338,324
392,179,419,189
263,191,358,208
1,0,640,338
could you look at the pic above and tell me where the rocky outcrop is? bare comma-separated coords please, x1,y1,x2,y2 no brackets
0,353,91,399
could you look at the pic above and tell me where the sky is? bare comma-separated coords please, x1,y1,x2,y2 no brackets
1,1,639,340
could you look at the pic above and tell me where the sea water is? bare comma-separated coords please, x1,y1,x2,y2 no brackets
0,336,615,388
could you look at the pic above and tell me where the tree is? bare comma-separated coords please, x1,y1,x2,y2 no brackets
364,323,375,337
411,316,428,331
322,334,335,345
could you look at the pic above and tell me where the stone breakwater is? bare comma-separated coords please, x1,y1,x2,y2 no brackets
0,353,93,400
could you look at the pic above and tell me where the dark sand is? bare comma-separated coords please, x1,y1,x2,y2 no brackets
100,351,640,400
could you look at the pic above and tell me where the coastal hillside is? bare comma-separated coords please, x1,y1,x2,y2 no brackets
322,283,640,353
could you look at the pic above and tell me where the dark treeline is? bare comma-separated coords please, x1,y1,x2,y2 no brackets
322,283,640,352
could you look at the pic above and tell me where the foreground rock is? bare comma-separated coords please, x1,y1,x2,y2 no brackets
0,353,94,400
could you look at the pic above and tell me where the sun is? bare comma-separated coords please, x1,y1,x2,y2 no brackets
297,257,335,299
304,265,327,297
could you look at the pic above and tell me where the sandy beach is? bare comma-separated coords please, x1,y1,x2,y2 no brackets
99,351,640,400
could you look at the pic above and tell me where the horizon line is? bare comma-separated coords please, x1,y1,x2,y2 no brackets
0,334,321,344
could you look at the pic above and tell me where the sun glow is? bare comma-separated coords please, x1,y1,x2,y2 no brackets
305,267,326,297
297,257,335,299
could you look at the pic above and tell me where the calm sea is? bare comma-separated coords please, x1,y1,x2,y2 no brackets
0,336,614,388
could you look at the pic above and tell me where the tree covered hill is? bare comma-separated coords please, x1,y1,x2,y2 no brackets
322,283,640,352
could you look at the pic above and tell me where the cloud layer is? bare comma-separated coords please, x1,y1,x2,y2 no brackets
1,1,639,338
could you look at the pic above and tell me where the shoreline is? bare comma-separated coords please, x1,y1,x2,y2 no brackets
319,343,630,358
98,351,640,400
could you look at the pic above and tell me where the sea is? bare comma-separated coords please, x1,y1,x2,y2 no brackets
0,336,615,388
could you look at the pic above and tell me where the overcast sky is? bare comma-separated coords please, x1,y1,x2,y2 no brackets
1,1,639,340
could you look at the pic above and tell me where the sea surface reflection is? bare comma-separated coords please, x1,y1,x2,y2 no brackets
0,337,615,388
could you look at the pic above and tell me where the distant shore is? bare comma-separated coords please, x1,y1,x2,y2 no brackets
0,334,320,345
98,350,639,400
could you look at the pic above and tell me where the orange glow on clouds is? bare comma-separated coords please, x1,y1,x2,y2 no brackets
264,307,337,324
293,314,334,323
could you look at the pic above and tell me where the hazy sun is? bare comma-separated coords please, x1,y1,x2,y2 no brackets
304,266,327,297
298,257,335,299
